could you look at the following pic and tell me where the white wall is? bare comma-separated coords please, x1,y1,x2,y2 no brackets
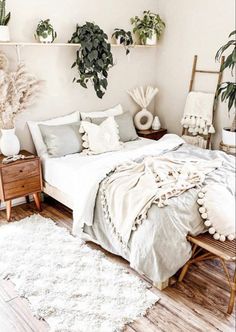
1,0,235,151
1,0,159,152
155,0,235,148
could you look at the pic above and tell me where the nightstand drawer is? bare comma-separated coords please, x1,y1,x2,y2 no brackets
1,160,39,183
4,176,41,200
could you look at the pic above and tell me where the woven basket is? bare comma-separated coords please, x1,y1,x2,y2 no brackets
220,141,236,156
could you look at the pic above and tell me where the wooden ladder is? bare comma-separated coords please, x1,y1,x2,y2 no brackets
182,55,225,149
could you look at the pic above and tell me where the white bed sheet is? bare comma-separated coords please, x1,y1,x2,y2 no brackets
42,138,153,197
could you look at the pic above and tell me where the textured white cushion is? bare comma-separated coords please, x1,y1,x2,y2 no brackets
80,117,123,155
27,112,80,157
80,104,123,120
197,184,235,241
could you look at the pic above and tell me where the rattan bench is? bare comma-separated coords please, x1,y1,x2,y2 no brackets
179,234,236,314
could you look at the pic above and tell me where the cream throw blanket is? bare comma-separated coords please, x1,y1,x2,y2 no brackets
101,157,222,247
181,91,215,136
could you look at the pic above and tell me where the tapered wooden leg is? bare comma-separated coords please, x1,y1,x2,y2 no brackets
178,262,192,282
6,200,11,221
227,269,236,314
33,193,41,211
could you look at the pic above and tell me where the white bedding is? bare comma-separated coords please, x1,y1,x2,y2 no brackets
42,138,152,198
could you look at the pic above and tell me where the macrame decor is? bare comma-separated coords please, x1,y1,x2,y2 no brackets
128,86,158,130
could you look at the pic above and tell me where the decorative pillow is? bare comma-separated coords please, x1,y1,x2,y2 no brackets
84,112,138,143
80,104,123,120
80,117,123,155
27,111,80,158
197,184,235,241
39,123,83,157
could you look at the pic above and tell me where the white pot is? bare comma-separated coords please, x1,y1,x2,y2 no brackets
115,36,122,44
134,108,153,130
0,128,20,156
145,31,157,46
0,25,10,42
39,32,53,43
222,128,236,146
152,116,161,130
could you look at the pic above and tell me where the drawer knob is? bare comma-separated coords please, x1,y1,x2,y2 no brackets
22,185,25,188
20,170,23,173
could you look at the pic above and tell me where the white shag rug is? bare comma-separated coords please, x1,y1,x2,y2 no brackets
0,215,159,332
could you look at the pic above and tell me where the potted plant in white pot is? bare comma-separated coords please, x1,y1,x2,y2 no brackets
216,30,236,146
35,19,57,43
131,10,165,46
0,52,41,156
0,0,10,42
112,28,134,55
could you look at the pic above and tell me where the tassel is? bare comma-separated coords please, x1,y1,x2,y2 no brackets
196,118,201,127
200,119,205,129
198,128,203,134
190,116,196,126
208,124,215,134
188,127,194,133
203,128,208,136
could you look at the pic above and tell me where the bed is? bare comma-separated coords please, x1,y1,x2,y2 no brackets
40,134,235,289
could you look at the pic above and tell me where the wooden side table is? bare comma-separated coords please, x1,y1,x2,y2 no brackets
0,150,42,221
137,128,167,141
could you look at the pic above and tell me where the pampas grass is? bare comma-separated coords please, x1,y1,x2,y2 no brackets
0,52,42,129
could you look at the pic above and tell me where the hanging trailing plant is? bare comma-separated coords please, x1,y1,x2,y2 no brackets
112,28,133,55
69,22,114,99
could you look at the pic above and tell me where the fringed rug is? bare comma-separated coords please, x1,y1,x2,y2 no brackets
0,215,159,332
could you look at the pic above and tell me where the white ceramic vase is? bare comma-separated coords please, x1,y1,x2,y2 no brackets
134,108,153,130
0,25,10,42
152,116,161,130
222,128,236,146
0,128,20,156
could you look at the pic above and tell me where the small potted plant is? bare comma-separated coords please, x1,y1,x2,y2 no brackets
131,10,165,45
215,30,236,147
112,28,134,55
0,0,10,42
35,19,57,43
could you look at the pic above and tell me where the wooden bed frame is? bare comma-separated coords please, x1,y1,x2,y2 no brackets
43,180,170,290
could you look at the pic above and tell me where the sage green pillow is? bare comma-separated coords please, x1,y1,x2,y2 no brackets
84,112,138,142
39,122,82,157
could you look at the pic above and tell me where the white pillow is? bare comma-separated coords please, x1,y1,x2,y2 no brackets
80,104,123,120
197,184,235,241
80,117,123,155
27,111,80,157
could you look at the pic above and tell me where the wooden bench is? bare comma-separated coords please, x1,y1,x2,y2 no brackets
178,234,236,314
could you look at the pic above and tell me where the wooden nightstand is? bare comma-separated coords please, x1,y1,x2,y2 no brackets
0,150,42,221
137,128,167,140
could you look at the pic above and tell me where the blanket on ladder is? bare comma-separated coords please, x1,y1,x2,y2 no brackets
100,157,222,247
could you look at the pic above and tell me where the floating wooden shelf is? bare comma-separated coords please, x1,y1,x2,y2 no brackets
0,42,157,48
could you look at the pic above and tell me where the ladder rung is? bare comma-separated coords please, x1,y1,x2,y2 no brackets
195,69,220,74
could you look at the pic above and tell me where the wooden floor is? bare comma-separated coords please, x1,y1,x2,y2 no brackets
0,198,235,332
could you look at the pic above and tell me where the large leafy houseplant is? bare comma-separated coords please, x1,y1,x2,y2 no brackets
131,10,165,45
69,22,114,99
215,30,236,144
